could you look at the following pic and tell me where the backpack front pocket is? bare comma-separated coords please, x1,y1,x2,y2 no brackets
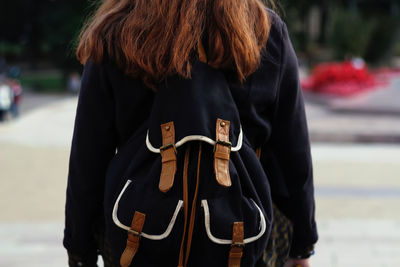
111,179,185,265
112,180,183,241
181,197,270,267
112,180,183,240
201,197,268,245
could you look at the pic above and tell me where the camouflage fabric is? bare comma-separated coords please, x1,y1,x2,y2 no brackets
257,203,293,267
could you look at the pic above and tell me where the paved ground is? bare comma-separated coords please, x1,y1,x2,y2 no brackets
0,87,400,266
311,143,400,266
304,76,400,143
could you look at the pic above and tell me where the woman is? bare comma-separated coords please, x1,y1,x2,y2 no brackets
64,0,318,266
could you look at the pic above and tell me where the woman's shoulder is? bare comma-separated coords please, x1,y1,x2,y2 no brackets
257,7,286,67
264,7,285,38
83,51,137,86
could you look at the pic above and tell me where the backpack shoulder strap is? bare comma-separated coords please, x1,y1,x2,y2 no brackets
256,147,262,160
198,41,208,63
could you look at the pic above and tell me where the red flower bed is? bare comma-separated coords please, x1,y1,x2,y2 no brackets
301,61,388,96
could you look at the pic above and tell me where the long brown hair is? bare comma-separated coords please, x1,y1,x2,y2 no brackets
77,0,273,89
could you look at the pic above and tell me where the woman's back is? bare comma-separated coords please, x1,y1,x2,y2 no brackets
75,8,281,149
64,2,317,267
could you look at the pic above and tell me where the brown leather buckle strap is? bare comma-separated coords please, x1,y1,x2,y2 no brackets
120,211,146,267
228,222,244,267
214,118,232,187
184,143,202,266
159,122,177,193
178,145,191,267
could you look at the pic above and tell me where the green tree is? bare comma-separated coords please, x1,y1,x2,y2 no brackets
0,0,91,70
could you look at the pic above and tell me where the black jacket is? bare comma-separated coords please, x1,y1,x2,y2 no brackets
64,9,318,263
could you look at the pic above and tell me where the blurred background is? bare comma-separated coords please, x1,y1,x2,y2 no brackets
0,0,399,266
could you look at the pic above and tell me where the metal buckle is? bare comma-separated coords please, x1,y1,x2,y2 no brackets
159,143,177,154
216,140,232,147
231,242,244,248
214,139,232,152
128,229,140,237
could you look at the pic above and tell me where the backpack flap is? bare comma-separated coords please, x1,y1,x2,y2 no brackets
146,61,242,151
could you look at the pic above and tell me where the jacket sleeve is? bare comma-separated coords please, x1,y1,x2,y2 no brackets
63,60,117,263
260,21,318,256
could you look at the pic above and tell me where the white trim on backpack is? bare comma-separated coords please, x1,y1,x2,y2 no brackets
200,199,267,245
145,126,243,153
112,179,184,240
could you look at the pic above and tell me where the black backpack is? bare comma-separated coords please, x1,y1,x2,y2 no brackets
103,51,273,267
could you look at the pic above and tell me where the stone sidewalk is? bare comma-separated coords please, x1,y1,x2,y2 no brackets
1,91,400,266
304,76,400,143
311,143,400,267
